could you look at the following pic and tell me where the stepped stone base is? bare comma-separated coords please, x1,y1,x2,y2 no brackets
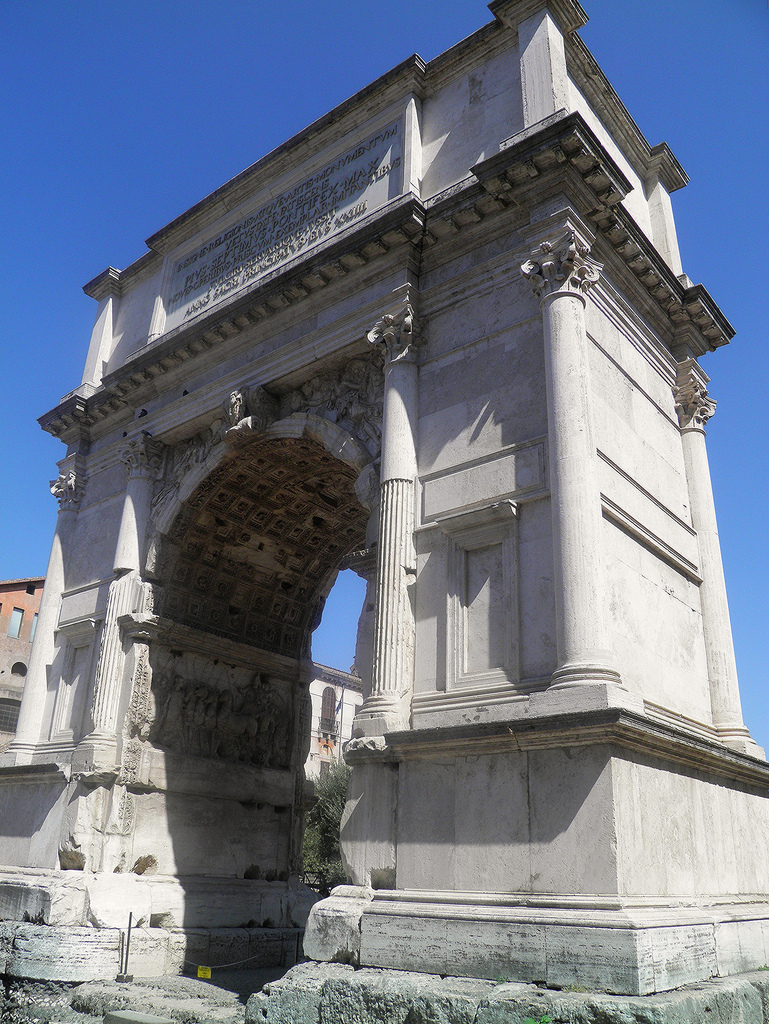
0,921,303,981
354,890,769,995
0,865,313,981
247,961,769,1024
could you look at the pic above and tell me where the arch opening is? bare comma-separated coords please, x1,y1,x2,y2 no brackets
120,432,371,888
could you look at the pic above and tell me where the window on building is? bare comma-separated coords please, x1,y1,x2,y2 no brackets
8,608,23,639
319,759,331,778
30,613,38,643
26,584,36,596
0,698,21,735
11,663,27,678
320,685,337,735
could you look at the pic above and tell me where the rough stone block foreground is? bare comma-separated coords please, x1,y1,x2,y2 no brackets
248,962,769,1024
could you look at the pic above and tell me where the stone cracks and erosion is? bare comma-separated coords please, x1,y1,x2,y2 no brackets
6,965,769,1024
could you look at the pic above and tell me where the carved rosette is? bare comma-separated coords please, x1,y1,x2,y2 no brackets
50,469,85,511
120,434,165,479
674,360,716,431
520,231,602,303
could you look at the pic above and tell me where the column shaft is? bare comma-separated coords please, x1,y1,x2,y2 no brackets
75,434,162,766
354,293,419,737
521,230,622,692
4,467,84,762
674,360,756,753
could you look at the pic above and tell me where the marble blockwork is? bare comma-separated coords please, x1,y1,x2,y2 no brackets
1,0,766,994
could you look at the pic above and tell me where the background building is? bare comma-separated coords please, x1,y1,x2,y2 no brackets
0,577,43,748
304,664,363,780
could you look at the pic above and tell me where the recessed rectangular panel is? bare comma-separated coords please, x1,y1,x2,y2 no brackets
464,543,506,675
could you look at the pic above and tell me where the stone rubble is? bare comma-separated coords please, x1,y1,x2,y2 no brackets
4,963,769,1023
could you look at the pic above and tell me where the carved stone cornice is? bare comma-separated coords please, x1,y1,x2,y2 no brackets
119,434,165,479
40,196,426,442
340,546,378,579
50,468,86,511
489,0,588,36
472,110,733,354
520,230,602,302
673,359,716,432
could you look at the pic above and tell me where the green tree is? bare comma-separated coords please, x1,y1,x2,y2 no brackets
302,759,351,896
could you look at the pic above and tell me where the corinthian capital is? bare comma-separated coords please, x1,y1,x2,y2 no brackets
520,230,602,302
367,290,421,362
120,433,164,478
50,468,86,511
674,359,716,431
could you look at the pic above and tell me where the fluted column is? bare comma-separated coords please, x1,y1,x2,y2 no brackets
113,433,164,573
75,434,163,767
521,229,623,692
673,358,757,754
341,547,378,702
3,464,85,762
353,289,419,737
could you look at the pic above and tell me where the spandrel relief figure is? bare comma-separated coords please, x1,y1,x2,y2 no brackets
279,356,385,458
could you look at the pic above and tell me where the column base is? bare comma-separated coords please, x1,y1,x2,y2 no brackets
549,658,623,689
715,724,766,760
529,680,644,716
0,741,37,767
353,695,406,737
305,888,769,996
71,733,119,773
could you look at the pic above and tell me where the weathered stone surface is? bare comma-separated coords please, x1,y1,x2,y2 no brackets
0,922,303,982
303,884,373,965
72,970,280,1024
247,962,340,1024
247,962,496,1024
249,963,769,1024
104,1012,174,1024
87,872,152,928
5,924,120,981
0,870,88,926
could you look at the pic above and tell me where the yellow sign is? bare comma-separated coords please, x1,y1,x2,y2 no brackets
197,965,212,979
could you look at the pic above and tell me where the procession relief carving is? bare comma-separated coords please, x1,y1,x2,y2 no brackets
520,230,603,302
673,358,716,431
147,648,292,768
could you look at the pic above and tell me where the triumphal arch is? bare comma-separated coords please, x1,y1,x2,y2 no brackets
2,0,769,996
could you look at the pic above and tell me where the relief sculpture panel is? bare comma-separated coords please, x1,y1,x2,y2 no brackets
147,648,292,769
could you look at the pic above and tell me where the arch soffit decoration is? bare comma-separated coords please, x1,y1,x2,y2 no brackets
153,414,378,540
153,415,375,660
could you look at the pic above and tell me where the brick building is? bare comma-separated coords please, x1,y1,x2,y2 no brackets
0,577,44,747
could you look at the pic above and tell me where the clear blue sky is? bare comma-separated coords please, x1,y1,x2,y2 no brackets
1,2,767,745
